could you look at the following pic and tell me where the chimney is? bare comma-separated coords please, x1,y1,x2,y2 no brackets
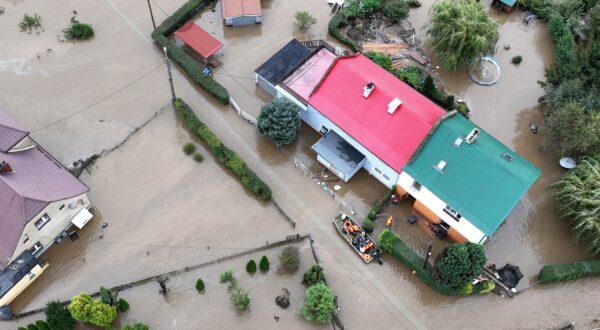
433,160,447,173
465,128,479,144
0,161,13,174
387,97,402,115
363,82,375,98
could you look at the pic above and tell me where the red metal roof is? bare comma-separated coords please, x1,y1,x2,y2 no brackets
222,0,261,19
174,22,223,59
308,54,446,172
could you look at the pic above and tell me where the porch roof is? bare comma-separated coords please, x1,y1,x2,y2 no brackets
312,130,365,177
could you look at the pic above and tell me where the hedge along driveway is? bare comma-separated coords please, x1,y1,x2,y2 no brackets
538,260,600,283
151,0,229,104
174,98,271,200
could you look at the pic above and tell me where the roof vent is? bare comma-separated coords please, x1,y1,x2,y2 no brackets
0,161,13,174
453,137,464,148
465,128,479,144
363,82,375,98
433,160,447,173
387,98,402,115
501,153,514,162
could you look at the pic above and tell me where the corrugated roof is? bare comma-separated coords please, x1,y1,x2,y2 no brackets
403,115,541,236
283,48,337,101
222,0,261,18
255,39,311,86
308,54,446,172
0,109,89,270
0,110,28,152
174,22,223,59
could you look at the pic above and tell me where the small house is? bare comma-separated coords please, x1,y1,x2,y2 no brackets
174,22,223,63
222,0,262,26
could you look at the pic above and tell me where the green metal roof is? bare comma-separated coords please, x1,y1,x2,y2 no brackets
500,0,517,7
403,114,541,236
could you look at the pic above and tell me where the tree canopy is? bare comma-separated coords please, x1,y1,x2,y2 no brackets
257,98,301,147
426,0,498,71
67,293,117,328
551,157,600,254
300,283,337,324
434,243,487,288
294,11,316,32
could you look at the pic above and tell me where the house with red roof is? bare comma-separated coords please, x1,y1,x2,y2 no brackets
0,108,92,307
222,0,262,26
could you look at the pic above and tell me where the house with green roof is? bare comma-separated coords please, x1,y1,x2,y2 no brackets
397,113,541,244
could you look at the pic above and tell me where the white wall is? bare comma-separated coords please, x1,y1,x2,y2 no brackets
398,172,487,243
10,194,91,262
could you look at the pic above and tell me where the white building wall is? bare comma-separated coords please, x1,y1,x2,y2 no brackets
398,172,487,243
10,194,91,262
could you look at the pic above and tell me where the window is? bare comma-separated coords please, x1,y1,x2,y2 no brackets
374,168,382,175
411,180,422,192
35,213,51,230
443,205,462,221
27,271,37,280
29,242,43,256
22,235,29,244
319,126,329,135
59,204,65,210
382,174,390,181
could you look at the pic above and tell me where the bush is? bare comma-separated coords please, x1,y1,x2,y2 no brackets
259,255,270,272
18,327,27,330
192,152,203,162
456,103,470,118
394,66,424,91
382,0,409,22
300,283,337,324
378,229,471,295
194,278,205,292
183,142,196,155
45,301,75,330
220,270,236,286
230,288,251,311
434,243,487,288
279,247,300,272
173,99,271,200
27,324,39,330
257,98,301,147
151,0,211,38
538,260,600,283
63,19,93,40
511,55,523,65
100,286,117,306
19,13,42,32
35,321,50,330
407,0,421,7
68,293,117,328
118,299,129,312
362,218,375,233
328,11,361,52
122,323,150,330
473,280,495,294
303,264,326,285
246,260,257,274
365,51,393,71
361,0,383,16
366,186,395,221
295,11,317,32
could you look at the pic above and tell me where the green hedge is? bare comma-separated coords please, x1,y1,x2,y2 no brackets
151,0,212,39
174,98,271,200
367,186,395,221
378,229,469,295
328,12,361,52
538,260,600,283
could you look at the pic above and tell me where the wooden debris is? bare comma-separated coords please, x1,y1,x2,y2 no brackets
363,42,408,56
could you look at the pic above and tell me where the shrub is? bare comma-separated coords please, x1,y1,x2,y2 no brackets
35,321,50,330
246,260,257,274
362,218,375,233
118,299,129,312
295,11,317,32
100,286,117,306
63,19,94,40
279,247,300,272
366,186,395,221
151,0,211,38
303,264,326,285
257,98,301,147
27,324,38,330
394,66,424,91
259,255,270,272
183,142,196,155
407,0,421,7
220,270,236,286
299,283,337,324
361,0,384,16
434,243,487,288
122,323,150,330
456,103,470,117
45,301,75,330
328,11,361,52
538,260,600,283
473,280,495,294
196,278,205,291
18,327,27,330
19,13,42,32
365,51,393,71
230,288,251,311
68,293,117,328
192,152,203,162
511,55,523,65
382,0,409,22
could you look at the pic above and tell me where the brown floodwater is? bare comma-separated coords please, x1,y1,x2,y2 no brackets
3,0,600,329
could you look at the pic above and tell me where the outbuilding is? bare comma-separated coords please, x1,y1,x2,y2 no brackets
222,0,262,26
174,22,223,63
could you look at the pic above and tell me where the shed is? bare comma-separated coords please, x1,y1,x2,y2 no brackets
492,0,517,13
174,22,223,61
255,39,311,97
222,0,262,26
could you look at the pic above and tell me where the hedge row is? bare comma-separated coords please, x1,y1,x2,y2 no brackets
328,11,361,53
378,229,469,295
151,0,229,104
366,186,395,221
538,260,600,283
174,98,271,200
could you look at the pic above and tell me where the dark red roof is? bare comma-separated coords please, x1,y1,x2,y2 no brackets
0,109,89,270
308,55,445,172
175,22,223,59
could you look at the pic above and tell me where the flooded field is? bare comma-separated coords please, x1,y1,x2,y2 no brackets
1,0,600,329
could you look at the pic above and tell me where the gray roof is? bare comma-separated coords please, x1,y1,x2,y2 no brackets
255,39,311,85
312,130,365,176
0,110,28,152
0,250,40,299
0,109,89,270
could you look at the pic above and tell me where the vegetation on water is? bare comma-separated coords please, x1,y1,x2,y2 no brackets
63,19,94,40
279,247,300,272
551,157,600,254
257,98,301,147
426,0,498,71
362,218,375,233
183,142,196,155
196,278,205,291
299,282,337,324
118,298,130,312
219,270,250,311
19,13,42,33
295,11,316,32
434,243,487,288
174,99,272,200
246,259,257,274
511,55,523,65
45,301,75,330
303,264,326,286
259,255,270,272
121,323,150,330
538,260,600,283
68,292,117,328
192,152,203,162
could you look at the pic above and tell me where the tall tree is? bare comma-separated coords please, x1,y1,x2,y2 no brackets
257,98,301,147
426,0,498,71
434,243,487,288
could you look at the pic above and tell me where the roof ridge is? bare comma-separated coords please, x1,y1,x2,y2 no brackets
308,53,360,98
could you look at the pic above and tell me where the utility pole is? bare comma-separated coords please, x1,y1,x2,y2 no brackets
163,47,176,103
423,240,433,269
147,0,156,30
